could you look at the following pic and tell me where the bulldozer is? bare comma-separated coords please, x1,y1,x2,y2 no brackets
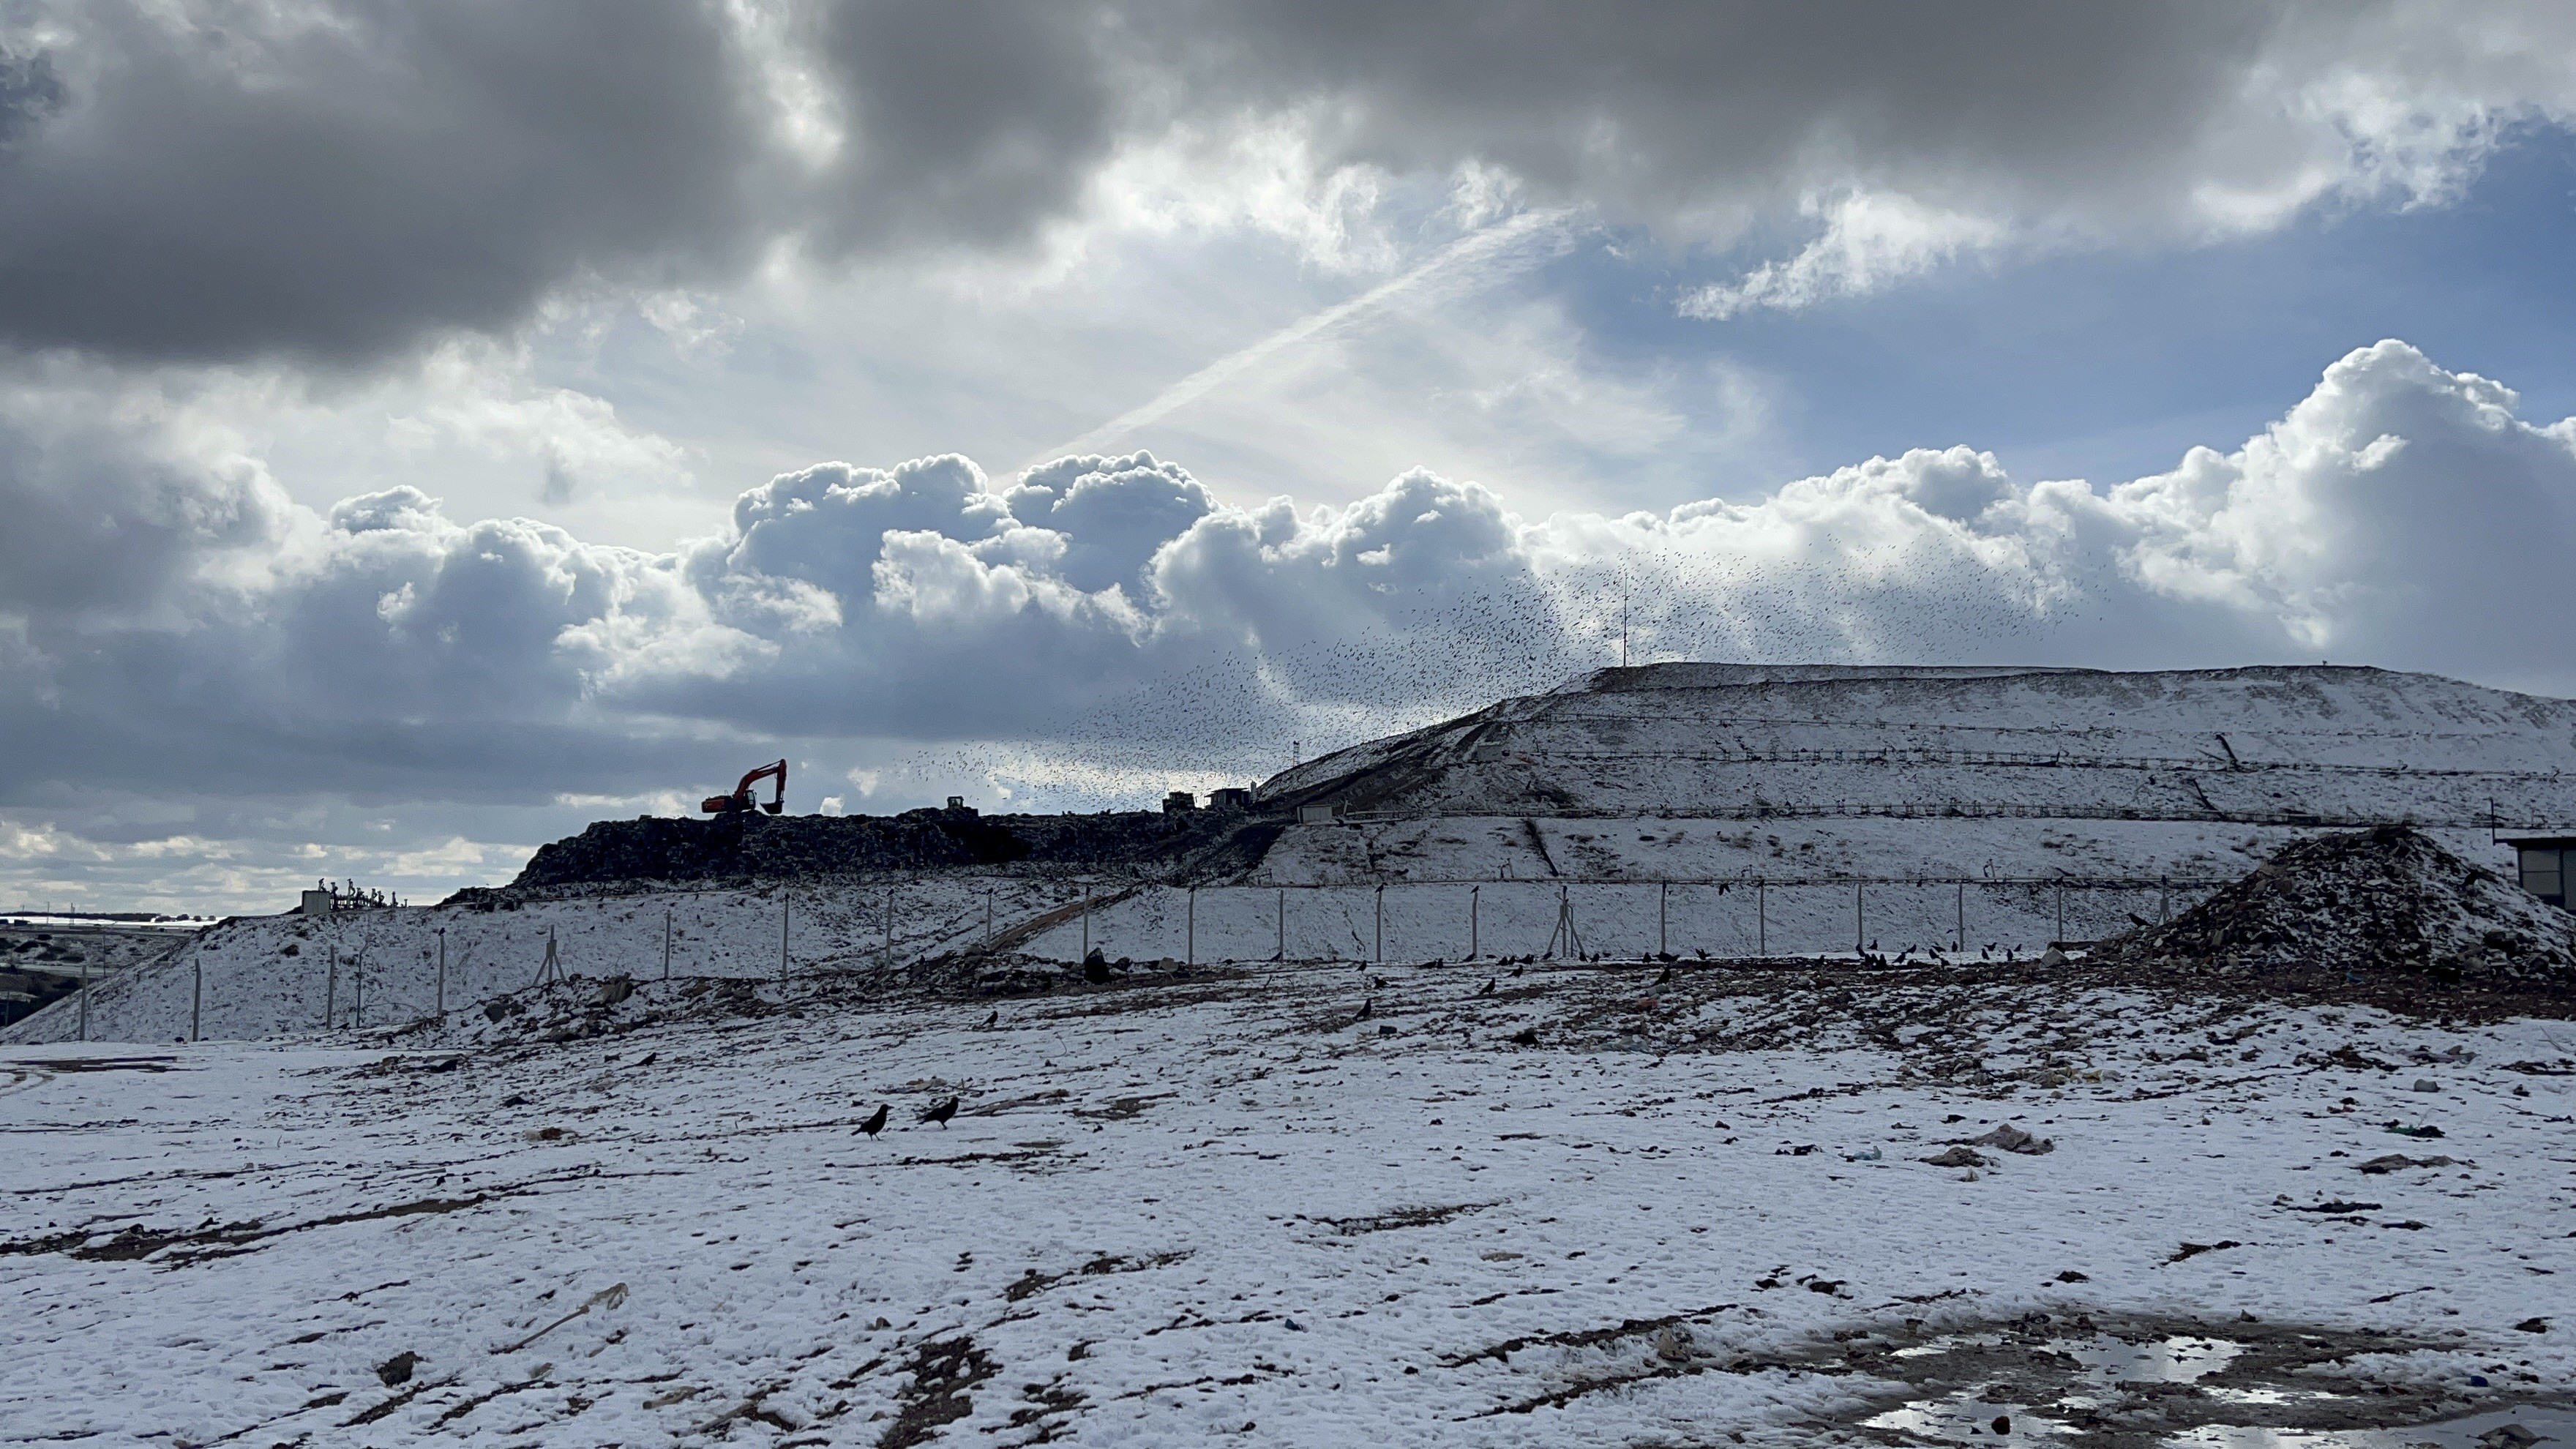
702,759,788,815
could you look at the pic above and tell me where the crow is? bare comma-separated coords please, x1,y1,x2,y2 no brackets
1511,965,1526,978
923,1096,959,1128
1372,976,1388,989
1355,997,1374,1022
981,1009,998,1028
1476,977,1496,997
2127,912,2153,929
858,1103,888,1138
1510,1027,1540,1046
1655,966,1674,985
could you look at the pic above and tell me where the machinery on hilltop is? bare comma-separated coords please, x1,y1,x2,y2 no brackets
702,760,788,816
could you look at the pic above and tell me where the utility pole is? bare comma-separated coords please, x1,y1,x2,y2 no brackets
1469,885,1479,960
436,928,447,1015
782,888,793,983
659,910,670,982
984,888,995,948
191,954,201,1043
324,946,337,1029
78,955,89,1042
1756,878,1766,957
1082,887,1091,960
1275,886,1284,963
1374,883,1383,964
1658,881,1669,959
1186,886,1196,967
1854,879,1865,954
1955,883,1965,953
2055,880,2066,947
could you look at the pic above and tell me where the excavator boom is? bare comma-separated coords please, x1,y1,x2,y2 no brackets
700,759,788,815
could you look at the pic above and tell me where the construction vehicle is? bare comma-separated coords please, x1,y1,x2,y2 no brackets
702,760,788,815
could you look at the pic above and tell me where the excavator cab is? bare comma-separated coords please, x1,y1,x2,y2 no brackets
702,759,788,815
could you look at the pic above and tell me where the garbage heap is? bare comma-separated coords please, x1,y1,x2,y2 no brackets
2090,825,2576,997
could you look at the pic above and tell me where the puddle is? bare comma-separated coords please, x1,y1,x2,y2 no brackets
2170,1404,2576,1448
1817,1317,2570,1448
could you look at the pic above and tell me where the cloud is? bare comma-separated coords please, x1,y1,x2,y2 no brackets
7,3,2574,363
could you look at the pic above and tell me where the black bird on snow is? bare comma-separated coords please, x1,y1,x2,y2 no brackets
1372,976,1388,989
1655,966,1674,986
1511,965,1526,978
1355,997,1374,1022
923,1096,959,1129
1510,1027,1540,1047
981,1009,998,1028
858,1103,889,1138
1476,977,1496,997
2127,912,2153,929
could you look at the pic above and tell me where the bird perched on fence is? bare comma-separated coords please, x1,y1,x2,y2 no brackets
1476,977,1496,997
923,1096,959,1128
858,1104,888,1139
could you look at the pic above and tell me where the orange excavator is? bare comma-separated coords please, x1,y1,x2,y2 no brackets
702,760,788,815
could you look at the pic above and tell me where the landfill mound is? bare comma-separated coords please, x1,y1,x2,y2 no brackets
2091,824,2576,1003
484,806,1283,896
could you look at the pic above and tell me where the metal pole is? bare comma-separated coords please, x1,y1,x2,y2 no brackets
436,927,448,1014
2055,881,2065,946
1082,887,1091,959
1658,881,1668,958
883,886,894,967
1469,885,1479,960
2158,875,2168,923
661,910,670,982
984,888,994,948
324,947,336,1030
1374,884,1383,963
782,888,793,982
1955,883,1964,953
1186,886,1196,967
1276,886,1284,962
1855,879,1864,953
191,954,201,1043
1757,879,1766,956
78,956,89,1041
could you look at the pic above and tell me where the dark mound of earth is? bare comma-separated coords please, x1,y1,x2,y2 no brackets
2090,825,2576,1005
475,806,1283,896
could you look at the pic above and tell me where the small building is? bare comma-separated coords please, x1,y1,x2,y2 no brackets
299,889,334,918
1295,801,1343,825
1163,791,1196,814
1208,787,1254,812
944,795,977,815
2503,834,2576,907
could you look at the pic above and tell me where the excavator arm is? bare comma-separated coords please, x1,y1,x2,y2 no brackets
701,759,787,815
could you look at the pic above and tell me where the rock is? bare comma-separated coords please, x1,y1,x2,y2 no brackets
376,1351,422,1386
2513,1317,2550,1333
2479,1428,2541,1449
1963,1124,2056,1156
2413,1078,2440,1093
2355,1153,2455,1174
598,976,634,1006
1653,1326,1696,1363
2039,947,2067,967
1921,1145,1988,1168
2055,1270,2089,1283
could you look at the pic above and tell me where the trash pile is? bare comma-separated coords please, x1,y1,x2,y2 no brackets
2090,825,2576,1002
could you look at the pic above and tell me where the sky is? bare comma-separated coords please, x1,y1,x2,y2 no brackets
7,1,2576,915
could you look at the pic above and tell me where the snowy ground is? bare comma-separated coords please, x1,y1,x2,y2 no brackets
6,959,2573,1446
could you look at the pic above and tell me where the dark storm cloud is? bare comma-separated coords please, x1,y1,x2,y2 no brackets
0,1,765,364
5,1,2556,364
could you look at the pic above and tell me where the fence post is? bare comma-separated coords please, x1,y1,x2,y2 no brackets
79,956,88,1041
1275,886,1284,962
1374,883,1383,963
2055,880,2066,946
191,954,201,1043
1756,878,1766,956
984,888,995,948
437,927,448,1013
323,948,336,1030
1082,887,1092,960
1659,881,1669,959
660,910,670,982
2158,875,2168,923
782,888,793,982
1186,886,1196,967
1469,885,1479,960
1854,878,1865,953
1955,883,1964,953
